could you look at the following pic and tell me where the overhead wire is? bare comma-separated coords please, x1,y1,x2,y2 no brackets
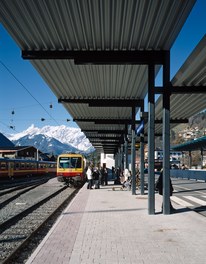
0,120,19,132
0,60,61,126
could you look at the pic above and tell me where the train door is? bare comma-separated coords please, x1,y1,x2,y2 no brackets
8,162,14,177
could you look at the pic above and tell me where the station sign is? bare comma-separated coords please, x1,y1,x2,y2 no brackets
135,120,144,136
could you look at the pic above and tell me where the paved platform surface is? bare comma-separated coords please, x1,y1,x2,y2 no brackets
26,181,206,264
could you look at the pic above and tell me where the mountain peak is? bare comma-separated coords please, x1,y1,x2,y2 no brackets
6,125,94,155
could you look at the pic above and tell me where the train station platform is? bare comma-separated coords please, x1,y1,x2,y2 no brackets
26,180,206,264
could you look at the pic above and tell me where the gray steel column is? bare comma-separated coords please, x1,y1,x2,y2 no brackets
189,151,192,169
201,149,203,169
118,148,121,169
125,136,128,169
148,64,155,214
140,133,145,195
121,144,124,171
125,124,129,169
114,153,117,169
140,104,145,195
131,106,136,195
163,51,171,215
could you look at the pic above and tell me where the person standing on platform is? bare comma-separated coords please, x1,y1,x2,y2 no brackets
93,167,100,189
155,169,175,212
103,167,108,185
100,167,105,185
124,168,130,182
86,166,93,189
112,166,115,179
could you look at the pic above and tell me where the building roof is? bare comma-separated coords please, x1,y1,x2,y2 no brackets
0,146,38,152
0,133,15,147
172,136,206,151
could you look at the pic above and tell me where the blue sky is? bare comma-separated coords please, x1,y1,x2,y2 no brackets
0,1,206,135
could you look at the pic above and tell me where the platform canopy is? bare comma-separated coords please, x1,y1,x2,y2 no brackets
153,35,206,136
0,0,200,153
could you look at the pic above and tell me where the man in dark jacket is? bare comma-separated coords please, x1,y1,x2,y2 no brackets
156,170,175,212
93,167,100,189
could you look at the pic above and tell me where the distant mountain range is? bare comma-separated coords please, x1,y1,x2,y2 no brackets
6,124,94,155
6,111,205,156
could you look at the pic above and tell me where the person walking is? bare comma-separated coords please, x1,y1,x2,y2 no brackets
155,169,175,213
103,167,108,186
86,166,93,189
100,167,105,185
93,167,100,189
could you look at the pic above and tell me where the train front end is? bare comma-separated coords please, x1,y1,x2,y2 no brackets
56,154,86,186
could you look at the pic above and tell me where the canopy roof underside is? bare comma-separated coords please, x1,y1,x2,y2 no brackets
1,0,205,153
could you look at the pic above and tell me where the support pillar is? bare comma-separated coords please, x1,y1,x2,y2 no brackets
121,144,124,171
163,51,171,215
125,124,129,169
189,151,192,169
131,106,136,195
201,149,203,169
140,104,145,195
148,64,155,214
118,148,121,169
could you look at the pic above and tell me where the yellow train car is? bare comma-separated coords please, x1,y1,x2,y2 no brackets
57,153,86,186
0,158,56,179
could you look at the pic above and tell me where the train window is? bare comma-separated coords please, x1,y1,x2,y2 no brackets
59,157,82,168
21,163,25,169
73,157,81,168
59,158,70,168
15,163,20,169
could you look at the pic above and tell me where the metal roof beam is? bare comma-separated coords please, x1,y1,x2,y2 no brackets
59,98,143,107
74,118,140,125
22,50,168,65
88,136,121,140
89,138,120,145
74,118,129,123
171,86,206,94
155,85,206,94
82,129,125,134
154,119,188,124
91,140,120,144
143,133,162,137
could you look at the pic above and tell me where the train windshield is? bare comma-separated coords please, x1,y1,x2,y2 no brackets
59,157,82,169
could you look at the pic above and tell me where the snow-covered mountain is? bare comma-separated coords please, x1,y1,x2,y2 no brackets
7,125,94,155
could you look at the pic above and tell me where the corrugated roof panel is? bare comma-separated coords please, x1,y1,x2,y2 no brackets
0,0,195,50
155,35,206,121
32,60,148,99
172,35,206,86
64,104,132,119
0,0,198,152
76,122,125,131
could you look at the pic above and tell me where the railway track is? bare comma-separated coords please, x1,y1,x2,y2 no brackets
0,179,50,210
0,177,52,194
0,184,78,263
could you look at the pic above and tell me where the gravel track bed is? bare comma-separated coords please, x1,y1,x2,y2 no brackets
0,180,64,224
0,178,77,263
